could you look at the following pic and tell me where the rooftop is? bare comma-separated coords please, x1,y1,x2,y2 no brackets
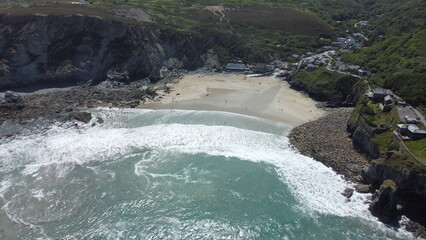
397,124,426,134
373,88,392,96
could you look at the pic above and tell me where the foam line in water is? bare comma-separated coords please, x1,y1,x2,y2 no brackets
1,120,363,218
0,109,418,239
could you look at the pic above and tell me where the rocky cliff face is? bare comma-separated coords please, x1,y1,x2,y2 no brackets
0,14,218,89
363,160,426,227
369,179,399,224
347,114,381,159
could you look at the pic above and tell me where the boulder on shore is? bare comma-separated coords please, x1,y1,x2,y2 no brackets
369,179,399,224
354,184,371,193
4,91,22,103
66,112,93,123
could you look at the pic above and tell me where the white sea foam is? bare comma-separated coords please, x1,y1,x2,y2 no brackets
0,116,363,216
0,108,418,239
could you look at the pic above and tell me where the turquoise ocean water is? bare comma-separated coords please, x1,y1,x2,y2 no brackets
0,108,415,239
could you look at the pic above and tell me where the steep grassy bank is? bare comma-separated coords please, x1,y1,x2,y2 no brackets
289,68,358,103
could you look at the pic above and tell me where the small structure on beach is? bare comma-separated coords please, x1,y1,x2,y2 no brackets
72,0,89,5
225,63,249,72
253,64,274,73
397,124,426,140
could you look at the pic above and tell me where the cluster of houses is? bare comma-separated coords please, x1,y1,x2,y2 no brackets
370,88,426,141
321,35,364,52
333,59,370,77
354,20,369,28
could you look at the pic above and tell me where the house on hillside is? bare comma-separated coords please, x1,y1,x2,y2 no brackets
332,42,345,47
397,124,426,140
384,95,394,105
354,21,369,28
321,46,334,51
372,88,393,102
357,69,370,77
337,37,347,42
397,100,407,107
225,63,249,72
345,38,358,48
340,64,360,73
305,64,318,72
404,116,418,124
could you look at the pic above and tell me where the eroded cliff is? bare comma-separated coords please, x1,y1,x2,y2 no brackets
0,14,217,89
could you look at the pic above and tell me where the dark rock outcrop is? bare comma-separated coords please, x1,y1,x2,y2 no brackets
363,160,426,227
0,14,216,89
369,179,399,224
4,91,22,103
354,183,371,193
66,112,92,123
342,188,354,198
347,113,381,159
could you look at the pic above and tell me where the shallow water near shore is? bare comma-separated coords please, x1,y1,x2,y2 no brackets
0,108,415,239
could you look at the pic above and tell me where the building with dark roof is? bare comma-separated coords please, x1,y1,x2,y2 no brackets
397,124,426,140
372,88,393,102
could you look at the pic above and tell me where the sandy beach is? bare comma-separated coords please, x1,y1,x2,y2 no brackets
142,73,324,125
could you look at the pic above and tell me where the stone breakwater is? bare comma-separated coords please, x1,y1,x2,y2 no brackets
288,108,369,182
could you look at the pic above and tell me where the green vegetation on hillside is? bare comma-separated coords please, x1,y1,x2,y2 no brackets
380,151,426,174
291,68,357,101
0,0,340,62
343,30,426,109
351,94,426,171
353,96,400,153
405,138,426,164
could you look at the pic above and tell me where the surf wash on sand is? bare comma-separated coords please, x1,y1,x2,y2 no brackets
0,108,416,239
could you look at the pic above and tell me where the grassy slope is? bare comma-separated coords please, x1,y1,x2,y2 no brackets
405,138,426,164
381,151,426,174
352,93,426,171
341,0,426,110
291,68,357,101
343,30,426,110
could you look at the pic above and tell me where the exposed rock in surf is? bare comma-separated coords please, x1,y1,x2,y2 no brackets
354,184,371,193
66,112,92,123
342,188,354,198
369,179,399,224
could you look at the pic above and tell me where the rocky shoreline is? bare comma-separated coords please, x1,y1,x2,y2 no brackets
289,107,426,238
0,79,166,126
288,107,369,183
